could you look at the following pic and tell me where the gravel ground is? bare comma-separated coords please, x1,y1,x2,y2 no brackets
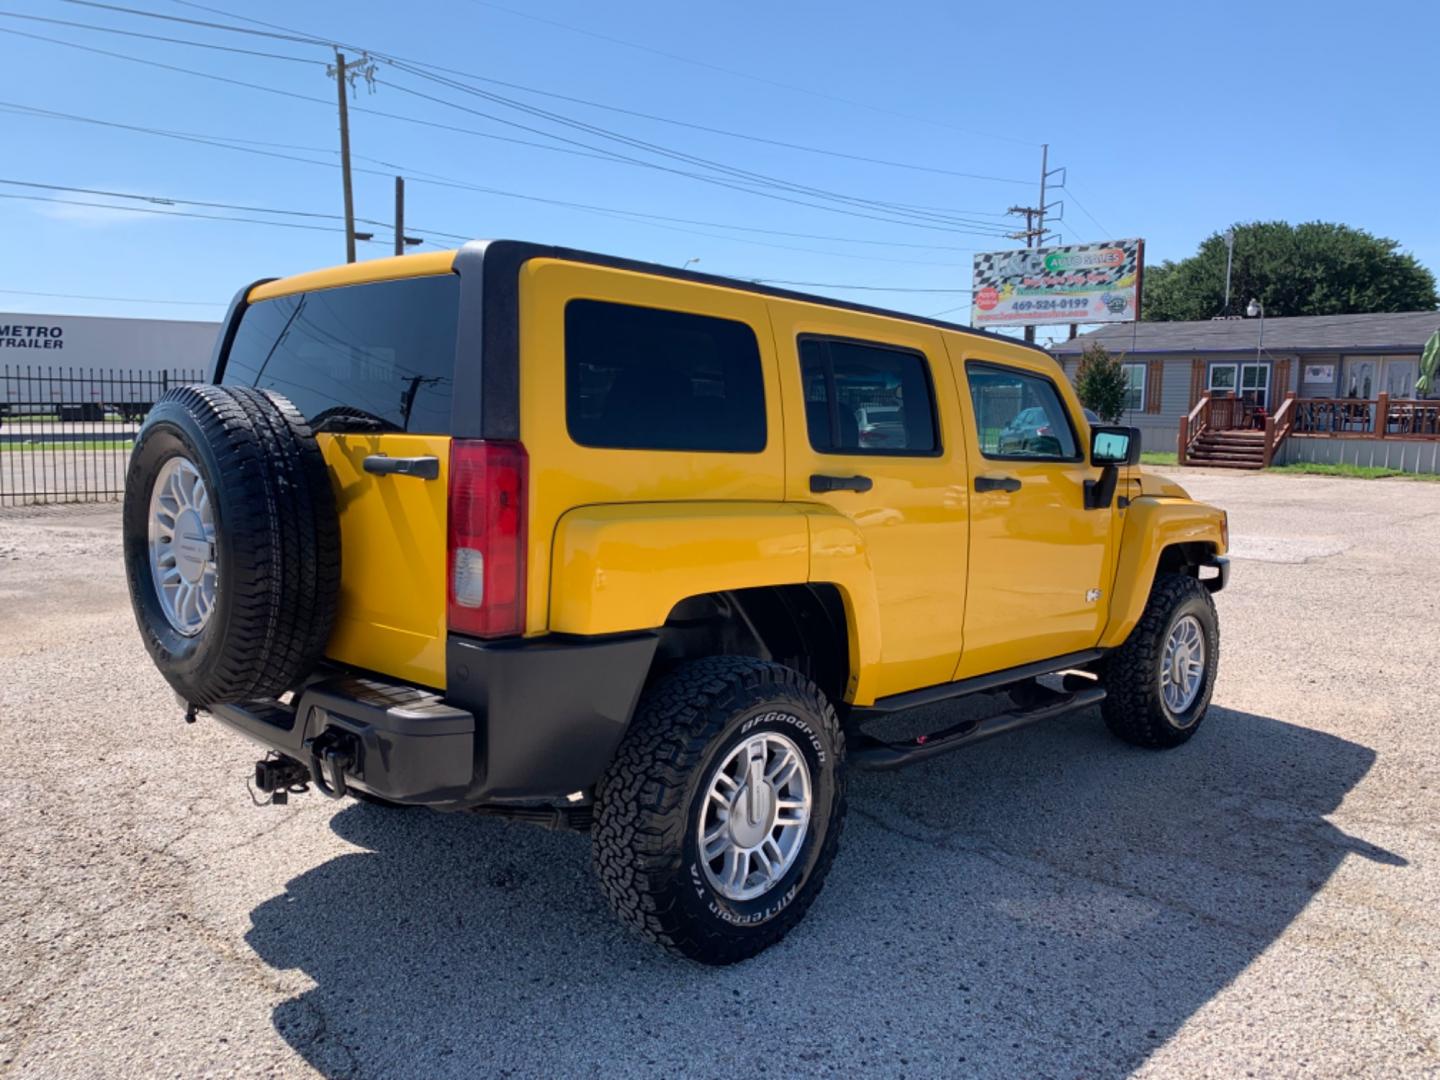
1,469,1437,1079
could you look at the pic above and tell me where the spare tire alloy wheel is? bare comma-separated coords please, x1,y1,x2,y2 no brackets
147,456,216,636
123,384,340,707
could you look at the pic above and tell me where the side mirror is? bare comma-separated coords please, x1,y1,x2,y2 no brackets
1085,426,1142,509
1090,425,1142,467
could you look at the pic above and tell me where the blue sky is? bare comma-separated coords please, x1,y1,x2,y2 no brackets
2,0,1437,345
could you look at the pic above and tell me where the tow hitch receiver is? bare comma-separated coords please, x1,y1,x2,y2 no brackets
253,756,310,805
305,727,360,800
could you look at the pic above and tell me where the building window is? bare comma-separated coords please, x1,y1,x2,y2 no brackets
1122,362,1145,412
1208,363,1238,396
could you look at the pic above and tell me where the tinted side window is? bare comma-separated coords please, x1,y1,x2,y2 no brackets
565,299,765,453
966,363,1079,459
222,275,459,433
799,337,938,455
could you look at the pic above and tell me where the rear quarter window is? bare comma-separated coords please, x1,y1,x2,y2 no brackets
564,299,766,453
221,275,459,434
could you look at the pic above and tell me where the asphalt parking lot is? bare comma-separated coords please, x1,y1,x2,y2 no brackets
2,468,1438,1079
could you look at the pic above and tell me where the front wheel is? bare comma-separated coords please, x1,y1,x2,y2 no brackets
592,657,845,965
1102,572,1220,748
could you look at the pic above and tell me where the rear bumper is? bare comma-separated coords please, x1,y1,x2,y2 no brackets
210,631,658,809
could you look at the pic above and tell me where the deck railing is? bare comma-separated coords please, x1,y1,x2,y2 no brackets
1289,395,1440,439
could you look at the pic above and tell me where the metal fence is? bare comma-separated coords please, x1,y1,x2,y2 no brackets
1,366,205,507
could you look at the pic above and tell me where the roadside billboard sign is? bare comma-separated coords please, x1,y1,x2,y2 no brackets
970,239,1144,328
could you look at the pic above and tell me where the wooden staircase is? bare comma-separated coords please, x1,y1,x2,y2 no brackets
1185,429,1267,469
1179,394,1295,471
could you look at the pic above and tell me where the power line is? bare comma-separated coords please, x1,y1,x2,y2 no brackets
0,288,223,307
381,63,1013,231
0,177,351,220
1,105,990,269
1065,186,1113,239
0,102,987,259
1,191,350,232
0,8,317,62
6,25,1013,238
458,0,1038,147
378,74,1013,236
60,0,1030,218
753,279,974,293
79,0,1034,187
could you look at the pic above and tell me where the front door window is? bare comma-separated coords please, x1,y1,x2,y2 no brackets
1240,363,1270,409
1383,359,1418,398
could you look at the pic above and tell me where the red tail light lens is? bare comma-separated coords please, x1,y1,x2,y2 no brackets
447,440,528,638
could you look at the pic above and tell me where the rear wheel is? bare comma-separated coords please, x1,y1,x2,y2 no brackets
592,656,845,965
1102,573,1219,748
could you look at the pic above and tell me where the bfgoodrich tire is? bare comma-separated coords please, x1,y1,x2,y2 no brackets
122,384,340,706
1102,573,1220,748
592,657,846,965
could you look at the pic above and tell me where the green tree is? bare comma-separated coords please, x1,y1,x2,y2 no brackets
1142,222,1438,321
1074,343,1128,422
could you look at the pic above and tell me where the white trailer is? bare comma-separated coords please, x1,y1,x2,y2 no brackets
1,313,220,420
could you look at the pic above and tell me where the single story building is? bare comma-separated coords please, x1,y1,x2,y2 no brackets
1051,311,1440,471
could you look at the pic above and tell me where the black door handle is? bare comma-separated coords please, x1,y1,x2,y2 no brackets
810,473,873,493
363,454,440,480
974,474,1021,493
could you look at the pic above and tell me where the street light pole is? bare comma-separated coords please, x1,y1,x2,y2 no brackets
1246,297,1265,361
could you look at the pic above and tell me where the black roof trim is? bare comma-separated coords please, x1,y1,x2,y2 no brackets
475,238,1052,359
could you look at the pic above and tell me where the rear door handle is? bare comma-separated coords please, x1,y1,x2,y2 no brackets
810,473,873,493
974,474,1021,493
363,454,440,480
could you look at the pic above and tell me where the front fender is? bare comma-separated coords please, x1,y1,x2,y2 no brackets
1100,497,1227,648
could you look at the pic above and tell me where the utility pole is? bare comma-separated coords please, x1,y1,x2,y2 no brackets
332,51,357,263
394,175,405,257
390,176,423,256
1036,143,1049,262
1222,228,1236,314
327,51,376,263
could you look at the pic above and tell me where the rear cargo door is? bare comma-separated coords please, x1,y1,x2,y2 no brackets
221,273,461,688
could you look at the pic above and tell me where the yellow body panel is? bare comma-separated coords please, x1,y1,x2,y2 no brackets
946,342,1120,678
517,259,787,636
318,433,451,688
1099,496,1227,649
549,503,810,634
801,508,885,705
768,302,971,699
248,247,1226,704
248,250,457,302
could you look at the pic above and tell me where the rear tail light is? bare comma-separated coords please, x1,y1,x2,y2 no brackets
447,439,528,638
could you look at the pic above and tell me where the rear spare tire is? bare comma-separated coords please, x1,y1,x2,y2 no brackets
122,385,340,705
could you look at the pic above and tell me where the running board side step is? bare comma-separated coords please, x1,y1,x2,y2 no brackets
849,685,1107,771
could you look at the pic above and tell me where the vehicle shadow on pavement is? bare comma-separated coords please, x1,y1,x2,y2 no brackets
244,705,1401,1078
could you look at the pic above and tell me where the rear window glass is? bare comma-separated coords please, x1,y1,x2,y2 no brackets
222,275,459,433
564,299,766,453
799,337,938,455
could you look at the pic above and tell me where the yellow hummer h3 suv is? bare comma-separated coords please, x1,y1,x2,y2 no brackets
123,241,1228,965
